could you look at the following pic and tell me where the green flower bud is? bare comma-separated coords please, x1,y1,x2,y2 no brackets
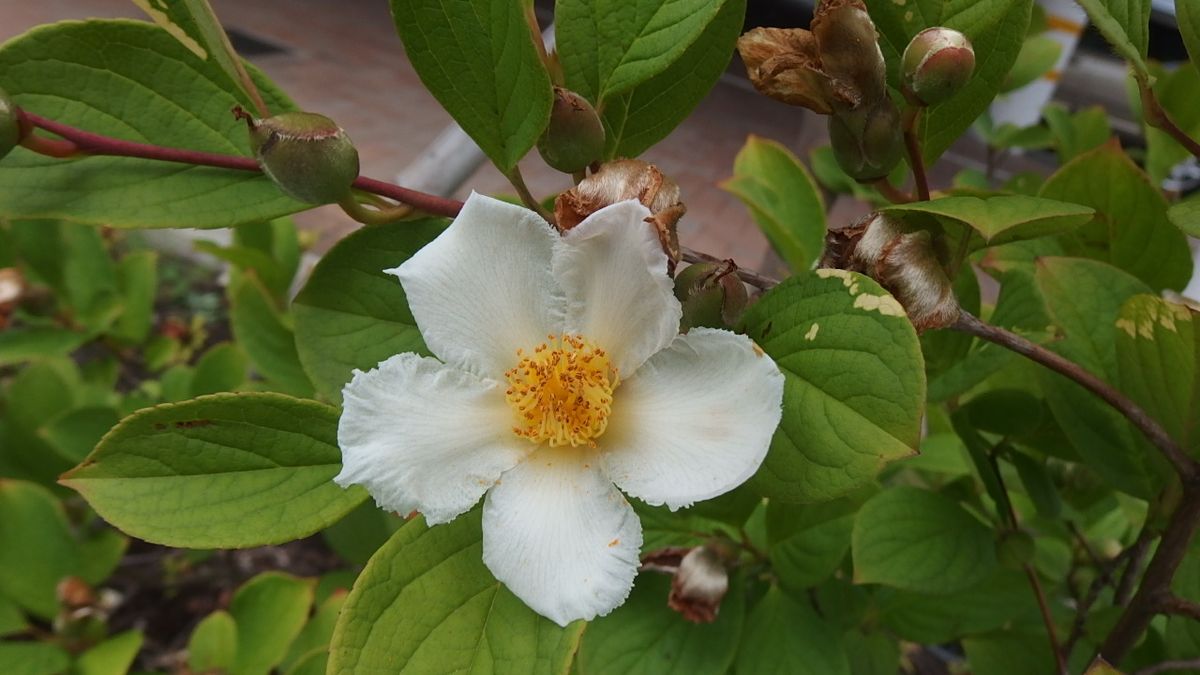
0,86,20,161
537,87,605,173
827,100,903,182
902,27,975,106
673,261,749,332
244,111,359,204
996,530,1036,570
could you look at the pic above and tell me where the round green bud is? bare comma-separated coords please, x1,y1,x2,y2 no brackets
537,87,605,173
902,27,975,106
673,261,748,332
247,111,359,204
0,87,21,161
996,530,1036,570
828,100,904,181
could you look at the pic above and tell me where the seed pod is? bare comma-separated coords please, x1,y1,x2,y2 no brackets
245,111,359,204
0,87,20,161
537,87,605,173
673,261,749,332
828,99,904,181
902,27,976,106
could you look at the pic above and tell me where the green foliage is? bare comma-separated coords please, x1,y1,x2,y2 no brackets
735,587,850,675
1074,0,1151,77
741,271,924,502
230,572,315,675
329,512,584,674
61,393,366,547
882,195,1094,251
188,611,238,673
74,630,143,675
0,20,302,228
389,0,552,171
1181,0,1200,73
723,136,827,272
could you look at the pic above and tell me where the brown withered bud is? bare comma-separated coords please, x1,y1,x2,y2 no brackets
555,159,685,272
822,213,960,331
57,576,96,610
737,27,833,114
673,260,750,332
811,0,888,111
668,546,731,624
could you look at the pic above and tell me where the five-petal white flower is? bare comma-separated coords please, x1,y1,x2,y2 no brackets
335,192,785,626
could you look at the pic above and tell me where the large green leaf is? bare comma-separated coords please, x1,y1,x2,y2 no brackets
734,586,850,675
0,480,84,618
0,20,302,228
1074,0,1151,76
877,569,1036,643
1115,295,1199,458
188,611,238,673
389,0,552,171
601,0,745,158
0,642,70,675
1181,0,1200,73
1035,257,1164,497
577,573,744,675
851,486,997,594
228,274,314,397
557,0,726,105
1038,141,1193,291
766,489,871,591
865,0,1034,163
740,270,924,503
62,393,366,548
1169,196,1200,237
329,511,584,674
230,572,314,675
1043,104,1111,164
882,195,1093,251
1145,63,1200,187
722,135,827,272
293,219,443,403
75,630,143,675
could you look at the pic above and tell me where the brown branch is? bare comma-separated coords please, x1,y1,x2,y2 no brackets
1115,525,1155,607
950,311,1198,481
1133,657,1200,675
504,166,555,224
902,107,930,201
681,248,780,290
1025,564,1069,675
1159,594,1200,621
871,178,914,204
1140,79,1200,159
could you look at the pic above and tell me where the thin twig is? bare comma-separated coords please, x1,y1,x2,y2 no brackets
681,247,780,290
950,311,1198,481
1115,525,1155,607
1159,595,1200,621
1141,79,1200,159
871,178,914,204
504,166,556,224
902,107,930,201
1133,657,1200,675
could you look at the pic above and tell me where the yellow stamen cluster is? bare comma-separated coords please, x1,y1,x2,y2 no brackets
504,334,618,447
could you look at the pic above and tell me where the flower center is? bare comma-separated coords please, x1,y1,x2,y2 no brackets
504,334,618,447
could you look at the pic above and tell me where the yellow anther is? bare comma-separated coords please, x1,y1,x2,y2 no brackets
504,333,618,447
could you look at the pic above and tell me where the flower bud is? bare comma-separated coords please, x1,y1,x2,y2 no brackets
537,87,605,173
555,159,686,272
827,100,904,182
673,261,749,332
668,546,730,623
0,86,20,161
242,110,359,204
812,0,888,110
902,27,975,106
57,576,95,610
821,212,960,331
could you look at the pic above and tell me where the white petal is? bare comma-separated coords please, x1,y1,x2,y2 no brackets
553,200,682,376
482,448,642,626
390,192,565,379
601,328,785,509
336,353,529,525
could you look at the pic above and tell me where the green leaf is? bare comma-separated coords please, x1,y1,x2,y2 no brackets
865,0,1034,163
1168,196,1200,237
557,0,727,104
634,500,742,552
721,135,827,272
228,274,314,397
1165,548,1200,661
62,393,366,548
0,480,83,618
1074,0,1151,76
852,486,997,594
0,20,302,228
78,528,127,586
740,270,924,503
282,590,346,673
601,0,745,158
882,195,1093,250
132,0,267,113
1145,63,1200,187
877,569,1036,643
288,651,329,675
40,406,119,463
111,250,158,344
1181,0,1200,72
61,224,121,333
1043,104,1111,163
75,630,143,675
1115,296,1199,457
735,586,850,675
293,219,443,402
1,359,79,486
1010,450,1062,519
188,610,238,673
1038,141,1193,291
234,218,302,302
0,328,86,367
1001,34,1062,93
322,501,403,566
964,631,1059,675
577,573,744,675
766,489,870,591
329,511,584,674
388,0,552,171
0,596,27,636
230,572,314,675
190,342,248,396
0,642,70,675
843,630,900,675
1035,257,1164,497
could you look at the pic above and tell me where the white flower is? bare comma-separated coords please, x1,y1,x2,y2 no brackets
335,192,785,626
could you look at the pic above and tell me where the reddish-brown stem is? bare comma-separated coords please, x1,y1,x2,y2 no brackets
1025,564,1069,675
1115,525,1155,607
951,311,1198,481
1140,79,1200,159
902,107,930,201
1159,594,1200,621
871,178,914,204
1134,658,1200,675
